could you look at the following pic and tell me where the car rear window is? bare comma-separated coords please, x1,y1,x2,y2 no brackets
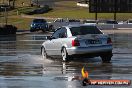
70,26,102,36
33,19,46,23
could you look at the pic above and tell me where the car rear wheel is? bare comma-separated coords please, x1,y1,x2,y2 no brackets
30,28,36,32
61,48,69,62
42,47,47,59
100,51,113,63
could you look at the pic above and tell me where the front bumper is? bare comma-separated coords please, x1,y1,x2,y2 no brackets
30,25,48,30
66,45,112,56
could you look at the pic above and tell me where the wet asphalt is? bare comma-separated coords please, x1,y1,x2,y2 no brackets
0,31,132,88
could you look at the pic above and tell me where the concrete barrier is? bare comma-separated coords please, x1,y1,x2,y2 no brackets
97,24,132,30
51,22,132,30
50,22,82,29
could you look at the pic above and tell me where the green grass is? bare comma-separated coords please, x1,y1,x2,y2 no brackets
39,9,94,19
0,16,33,30
8,17,33,30
55,1,77,7
37,9,132,20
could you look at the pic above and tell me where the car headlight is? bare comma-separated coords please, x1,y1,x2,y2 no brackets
46,24,48,27
31,24,35,27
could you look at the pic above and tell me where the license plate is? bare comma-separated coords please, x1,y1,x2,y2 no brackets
85,39,102,44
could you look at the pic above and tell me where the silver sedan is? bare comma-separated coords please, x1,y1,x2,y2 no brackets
41,24,113,62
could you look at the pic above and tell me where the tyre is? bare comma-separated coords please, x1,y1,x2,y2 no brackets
61,48,69,62
30,28,35,32
30,29,33,32
42,47,47,59
100,51,113,63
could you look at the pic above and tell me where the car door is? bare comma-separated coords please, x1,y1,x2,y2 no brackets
53,27,68,55
45,28,61,55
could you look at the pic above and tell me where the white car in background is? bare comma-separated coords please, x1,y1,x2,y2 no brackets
118,21,124,24
41,24,113,62
83,20,97,25
125,19,132,24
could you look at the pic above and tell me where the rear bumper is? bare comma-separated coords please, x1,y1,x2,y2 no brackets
66,45,112,56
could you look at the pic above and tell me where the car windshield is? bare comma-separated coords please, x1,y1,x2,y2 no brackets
33,19,46,23
70,26,102,36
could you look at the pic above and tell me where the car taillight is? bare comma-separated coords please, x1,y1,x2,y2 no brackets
72,40,80,46
107,38,112,44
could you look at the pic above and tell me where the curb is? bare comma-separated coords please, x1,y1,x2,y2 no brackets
16,30,30,35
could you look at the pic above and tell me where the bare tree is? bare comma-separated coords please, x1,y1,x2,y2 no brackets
12,0,15,8
7,0,11,6
6,0,15,8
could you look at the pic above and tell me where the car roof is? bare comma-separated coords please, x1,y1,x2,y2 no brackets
63,24,96,28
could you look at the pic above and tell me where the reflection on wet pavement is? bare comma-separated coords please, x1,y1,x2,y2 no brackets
0,35,16,56
113,34,132,47
0,55,132,88
0,55,43,76
0,33,132,88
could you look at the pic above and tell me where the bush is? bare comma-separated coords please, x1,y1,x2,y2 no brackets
0,25,17,35
24,5,52,15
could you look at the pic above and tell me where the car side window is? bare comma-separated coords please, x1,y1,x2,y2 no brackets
58,27,67,38
52,27,67,39
52,28,61,39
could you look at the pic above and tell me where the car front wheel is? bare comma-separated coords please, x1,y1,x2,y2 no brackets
30,29,35,32
42,47,47,59
100,51,113,63
61,48,69,62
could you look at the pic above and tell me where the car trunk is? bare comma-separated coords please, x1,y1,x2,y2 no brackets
75,34,109,47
